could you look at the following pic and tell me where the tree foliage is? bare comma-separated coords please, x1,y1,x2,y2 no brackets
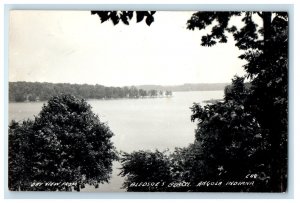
187,11,288,192
119,150,172,192
189,77,270,191
91,11,156,26
8,120,34,191
9,94,117,191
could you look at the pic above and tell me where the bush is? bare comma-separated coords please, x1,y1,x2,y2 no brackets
119,150,172,191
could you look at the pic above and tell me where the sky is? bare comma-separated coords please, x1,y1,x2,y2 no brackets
9,11,247,87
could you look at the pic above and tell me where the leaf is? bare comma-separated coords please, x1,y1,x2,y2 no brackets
127,11,134,20
120,14,129,25
230,112,237,119
94,11,110,23
254,134,262,139
227,25,237,33
146,15,154,26
219,36,227,43
136,11,145,23
110,11,120,25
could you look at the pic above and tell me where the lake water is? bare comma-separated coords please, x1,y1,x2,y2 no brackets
9,90,224,192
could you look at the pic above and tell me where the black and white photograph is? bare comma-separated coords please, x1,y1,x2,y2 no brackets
8,10,288,192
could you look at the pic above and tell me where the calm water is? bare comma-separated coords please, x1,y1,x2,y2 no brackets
9,90,224,192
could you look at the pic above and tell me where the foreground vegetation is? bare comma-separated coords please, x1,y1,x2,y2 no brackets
9,94,117,191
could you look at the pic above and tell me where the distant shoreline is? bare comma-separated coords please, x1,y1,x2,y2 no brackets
8,89,226,103
9,81,228,103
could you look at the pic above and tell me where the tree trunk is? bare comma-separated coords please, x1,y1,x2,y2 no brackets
262,12,285,192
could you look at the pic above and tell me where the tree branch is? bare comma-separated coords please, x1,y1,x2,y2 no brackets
257,12,263,19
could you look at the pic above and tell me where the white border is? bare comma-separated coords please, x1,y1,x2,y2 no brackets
1,1,298,202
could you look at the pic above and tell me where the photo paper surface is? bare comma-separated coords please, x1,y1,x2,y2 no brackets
8,10,288,192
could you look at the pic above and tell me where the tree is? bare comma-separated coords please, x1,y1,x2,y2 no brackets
129,86,139,98
165,90,173,97
158,90,163,97
148,89,158,97
14,93,26,102
189,77,269,192
8,120,34,191
187,11,288,192
8,94,117,191
119,150,172,192
169,143,204,191
138,89,147,98
28,94,37,102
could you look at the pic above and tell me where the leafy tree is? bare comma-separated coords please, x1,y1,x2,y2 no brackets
8,120,33,191
128,86,139,98
9,94,117,191
148,89,158,97
187,11,288,192
119,150,172,192
28,94,37,102
138,89,147,98
165,90,173,97
169,143,204,191
189,77,269,191
14,93,26,102
224,76,249,102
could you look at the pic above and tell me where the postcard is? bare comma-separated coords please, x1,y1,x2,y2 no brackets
8,10,288,192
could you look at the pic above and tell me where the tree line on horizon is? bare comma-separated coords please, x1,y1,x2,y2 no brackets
9,82,172,102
